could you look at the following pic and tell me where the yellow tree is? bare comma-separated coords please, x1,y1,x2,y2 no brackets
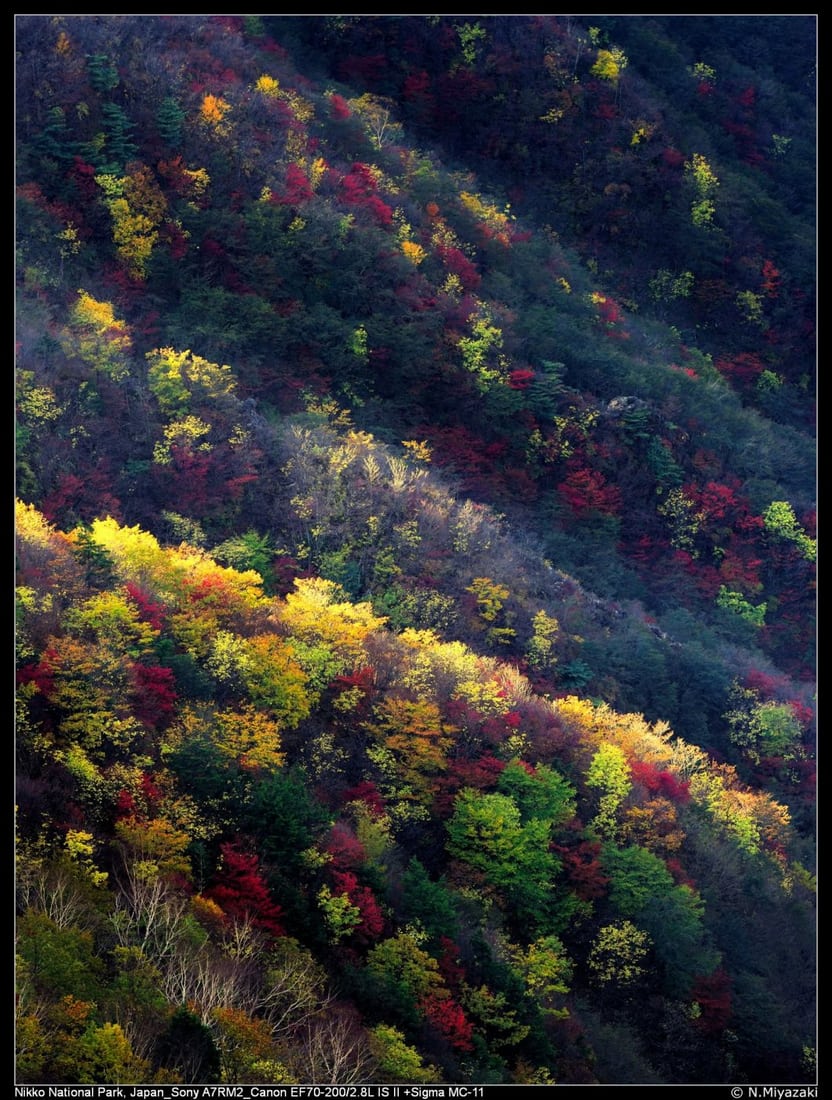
466,576,516,647
277,578,386,680
503,934,573,1018
200,94,233,138
587,920,652,986
61,291,132,380
684,153,719,228
621,798,686,854
368,697,454,805
46,634,143,761
211,1007,291,1083
95,163,167,280
239,633,312,724
590,45,628,84
146,347,238,415
87,518,268,649
168,702,285,774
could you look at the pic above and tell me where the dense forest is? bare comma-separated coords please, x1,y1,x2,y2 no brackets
15,15,816,1086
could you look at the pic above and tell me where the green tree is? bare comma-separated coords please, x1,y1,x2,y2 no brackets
156,97,186,146
715,586,767,630
496,759,576,827
366,929,446,1007
586,742,632,839
600,844,716,996
317,885,363,943
101,103,137,170
600,843,674,919
155,1007,221,1083
455,21,487,66
86,53,118,94
446,789,527,880
245,768,331,929
33,105,76,163
723,684,804,765
16,911,105,1002
104,945,170,1057
459,982,529,1050
641,886,719,998
368,1023,440,1082
73,1022,153,1083
212,531,276,592
400,859,459,945
446,788,561,930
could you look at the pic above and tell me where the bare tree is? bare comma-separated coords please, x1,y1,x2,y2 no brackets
350,94,401,150
162,943,260,1024
293,1004,375,1085
110,869,190,960
17,859,93,930
257,937,334,1038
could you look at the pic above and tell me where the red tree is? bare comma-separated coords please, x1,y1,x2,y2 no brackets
206,842,285,939
330,870,386,942
420,993,475,1051
630,761,691,803
692,969,732,1033
131,663,177,728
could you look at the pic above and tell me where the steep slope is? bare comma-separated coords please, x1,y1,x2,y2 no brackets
16,499,816,1083
16,15,816,680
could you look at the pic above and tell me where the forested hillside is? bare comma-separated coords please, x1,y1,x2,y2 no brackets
15,15,816,1086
